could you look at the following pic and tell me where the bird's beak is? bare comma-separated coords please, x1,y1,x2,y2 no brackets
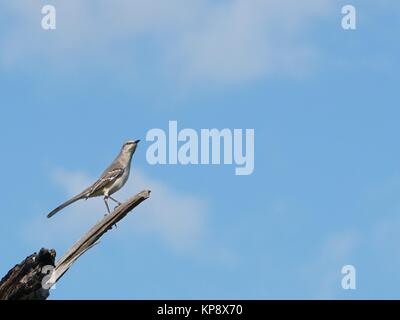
134,139,141,144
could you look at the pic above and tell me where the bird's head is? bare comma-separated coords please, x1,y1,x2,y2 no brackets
122,139,140,154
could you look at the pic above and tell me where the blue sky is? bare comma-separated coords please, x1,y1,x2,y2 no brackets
0,0,399,299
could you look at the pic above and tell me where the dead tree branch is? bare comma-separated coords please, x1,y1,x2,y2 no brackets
51,189,151,285
0,248,56,300
0,189,151,300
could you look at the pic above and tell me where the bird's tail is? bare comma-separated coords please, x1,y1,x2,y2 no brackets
47,193,85,218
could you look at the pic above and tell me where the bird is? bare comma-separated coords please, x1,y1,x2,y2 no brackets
47,140,140,218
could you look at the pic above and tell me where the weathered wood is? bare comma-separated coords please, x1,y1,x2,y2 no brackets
0,190,151,300
0,248,56,300
49,189,151,286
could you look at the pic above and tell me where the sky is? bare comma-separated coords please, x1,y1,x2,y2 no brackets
0,0,399,299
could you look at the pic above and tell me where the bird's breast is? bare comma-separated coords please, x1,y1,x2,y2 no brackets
107,169,130,195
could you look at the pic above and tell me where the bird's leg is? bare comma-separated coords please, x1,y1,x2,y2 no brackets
107,196,119,229
109,196,122,208
103,196,111,215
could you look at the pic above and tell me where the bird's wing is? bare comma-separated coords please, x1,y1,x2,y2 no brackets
85,167,124,198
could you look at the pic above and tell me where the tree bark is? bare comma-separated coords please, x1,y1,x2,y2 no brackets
0,248,56,300
0,190,151,300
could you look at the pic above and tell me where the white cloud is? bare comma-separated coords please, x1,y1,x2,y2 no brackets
124,169,208,252
0,0,334,84
177,0,332,83
21,166,209,255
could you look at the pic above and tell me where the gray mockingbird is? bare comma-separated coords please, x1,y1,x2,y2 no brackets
47,140,140,218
